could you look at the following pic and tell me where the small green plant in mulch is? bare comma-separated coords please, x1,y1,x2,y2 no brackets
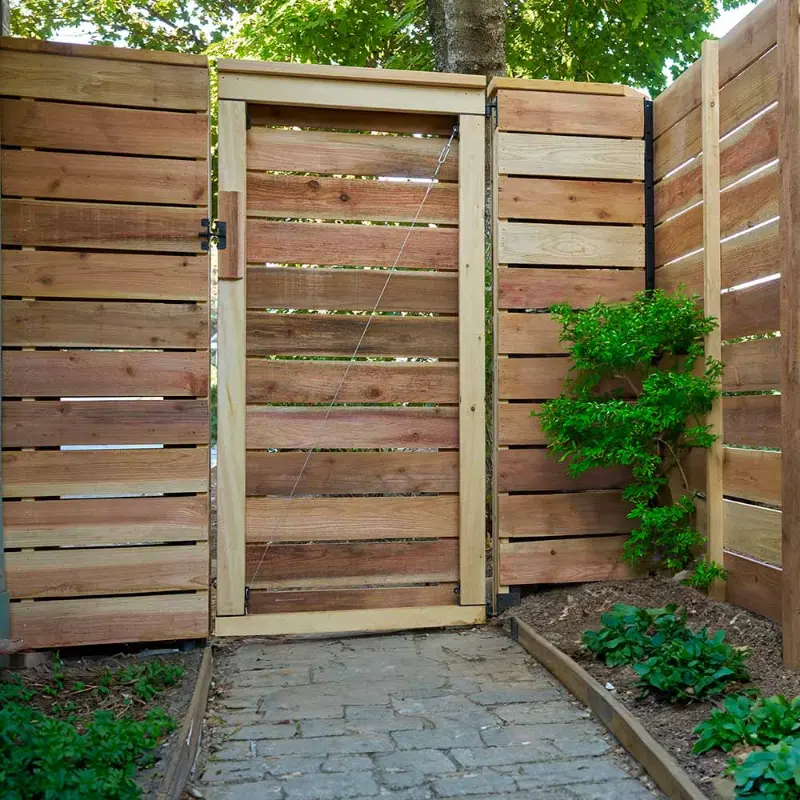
727,736,800,798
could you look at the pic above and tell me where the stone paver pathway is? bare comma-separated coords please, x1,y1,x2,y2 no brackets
196,628,659,799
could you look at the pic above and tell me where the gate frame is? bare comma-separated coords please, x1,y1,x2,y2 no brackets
213,61,488,637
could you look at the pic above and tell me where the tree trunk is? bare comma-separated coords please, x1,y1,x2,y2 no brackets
426,0,506,77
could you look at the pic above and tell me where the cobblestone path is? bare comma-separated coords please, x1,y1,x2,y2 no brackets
195,627,659,799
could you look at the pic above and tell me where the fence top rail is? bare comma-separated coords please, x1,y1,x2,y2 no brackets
0,35,207,67
217,58,486,90
488,76,644,98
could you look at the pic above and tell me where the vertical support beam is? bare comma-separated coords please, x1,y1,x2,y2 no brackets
779,0,800,666
701,39,725,601
0,91,8,654
216,100,247,617
643,100,655,293
457,113,486,607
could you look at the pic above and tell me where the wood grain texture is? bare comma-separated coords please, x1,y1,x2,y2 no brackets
7,544,208,599
724,550,782,622
246,360,458,404
722,337,780,391
4,495,209,548
500,535,636,584
3,300,208,349
247,220,458,270
1,150,207,206
498,357,570,400
3,399,209,447
497,403,547,445
217,190,244,281
246,127,459,181
247,266,457,313
10,593,209,650
497,449,630,492
245,539,458,588
2,199,203,253
724,394,781,448
1,99,208,157
246,496,458,542
653,59,701,140
247,312,457,358
247,174,458,224
498,267,642,309
684,446,782,506
498,313,566,354
246,406,458,450
2,251,208,301
721,278,780,339
246,451,457,496
500,222,645,267
499,491,634,537
498,177,644,224
3,447,209,498
725,500,781,565
496,133,644,181
0,47,208,110
718,0,777,87
2,351,209,398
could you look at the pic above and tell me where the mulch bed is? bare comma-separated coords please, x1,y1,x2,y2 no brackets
502,577,800,799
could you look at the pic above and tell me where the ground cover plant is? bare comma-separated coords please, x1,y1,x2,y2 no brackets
728,736,800,799
539,289,724,587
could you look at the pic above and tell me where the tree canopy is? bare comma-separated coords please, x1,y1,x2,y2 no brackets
10,0,752,93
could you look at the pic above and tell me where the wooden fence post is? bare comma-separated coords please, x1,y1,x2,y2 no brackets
701,39,725,601
216,100,247,617
779,0,800,666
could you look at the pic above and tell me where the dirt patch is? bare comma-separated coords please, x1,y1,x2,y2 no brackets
503,577,800,798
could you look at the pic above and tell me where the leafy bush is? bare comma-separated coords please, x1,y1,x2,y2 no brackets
729,736,800,798
694,695,800,755
539,290,723,583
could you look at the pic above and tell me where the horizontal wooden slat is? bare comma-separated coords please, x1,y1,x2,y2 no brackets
2,199,203,253
3,351,209,398
499,357,569,400
656,163,778,266
246,496,458,542
3,399,208,447
1,99,208,157
724,550,781,622
500,535,635,584
245,539,458,588
685,446,782,506
246,451,457,496
722,337,780,391
248,584,457,614
653,60,701,141
2,150,207,206
724,394,780,448
247,104,455,136
497,449,630,493
10,592,209,649
653,111,701,183
4,495,209,548
498,403,546,445
498,177,644,224
247,267,457,313
721,278,780,339
498,267,642,309
497,133,644,181
247,313,457,358
500,491,634,537
247,174,457,224
7,544,208,599
247,360,457,404
498,313,566,354
246,127,459,181
2,251,208,301
500,222,645,267
718,0,777,87
246,406,458,450
0,48,208,110
3,300,208,349
725,499,781,565
3,447,209,498
495,89,644,137
247,220,457,270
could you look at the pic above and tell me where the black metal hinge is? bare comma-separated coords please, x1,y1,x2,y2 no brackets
486,98,498,126
199,218,227,251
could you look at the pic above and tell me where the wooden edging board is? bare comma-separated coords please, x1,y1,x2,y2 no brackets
511,618,708,800
156,647,213,800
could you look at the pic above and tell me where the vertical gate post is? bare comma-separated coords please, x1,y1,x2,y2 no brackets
216,100,247,616
701,40,725,601
457,113,487,607
779,0,800,666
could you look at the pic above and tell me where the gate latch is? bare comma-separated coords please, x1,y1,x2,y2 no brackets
199,218,227,251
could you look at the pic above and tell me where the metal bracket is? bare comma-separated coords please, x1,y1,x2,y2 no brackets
199,218,227,252
485,98,498,127
643,99,655,292
244,585,250,614
492,588,521,616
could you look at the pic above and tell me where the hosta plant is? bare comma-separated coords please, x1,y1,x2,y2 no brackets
729,736,800,798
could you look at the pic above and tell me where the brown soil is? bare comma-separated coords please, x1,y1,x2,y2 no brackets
503,577,800,798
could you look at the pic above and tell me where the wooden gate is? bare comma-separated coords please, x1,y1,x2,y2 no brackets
214,61,488,637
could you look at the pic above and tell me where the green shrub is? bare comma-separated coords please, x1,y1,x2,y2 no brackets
729,736,800,798
694,695,800,755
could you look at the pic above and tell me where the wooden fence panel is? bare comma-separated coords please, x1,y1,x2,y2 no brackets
0,37,210,649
